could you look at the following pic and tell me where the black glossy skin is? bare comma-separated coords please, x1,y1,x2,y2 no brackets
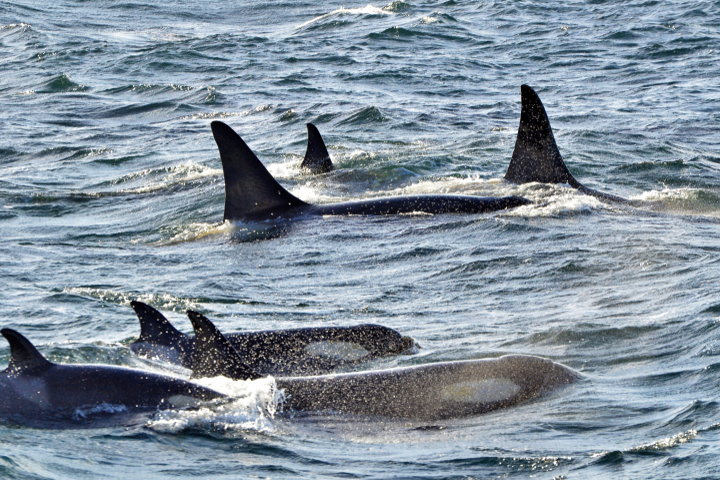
300,123,333,174
234,195,530,222
135,324,415,374
0,364,222,418
188,314,580,421
130,302,415,375
278,355,580,420
0,329,225,426
505,84,629,204
307,195,531,217
210,120,531,223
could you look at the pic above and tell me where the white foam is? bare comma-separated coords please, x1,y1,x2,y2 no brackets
634,187,697,203
297,4,393,30
147,376,283,433
1,23,32,31
632,187,720,215
154,221,234,246
266,157,302,181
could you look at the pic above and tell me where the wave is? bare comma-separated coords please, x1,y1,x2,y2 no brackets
0,22,33,37
60,287,202,313
113,161,221,195
101,83,220,105
295,3,396,31
34,73,88,94
592,428,698,463
368,25,472,44
633,187,720,215
337,106,391,125
1,162,221,210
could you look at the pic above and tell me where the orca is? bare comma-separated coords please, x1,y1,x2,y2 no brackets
188,311,580,420
300,123,333,174
0,328,225,426
505,84,628,203
130,301,415,375
211,121,530,222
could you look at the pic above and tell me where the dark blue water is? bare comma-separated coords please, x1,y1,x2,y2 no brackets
2,0,720,478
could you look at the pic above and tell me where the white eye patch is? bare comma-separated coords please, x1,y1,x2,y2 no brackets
303,341,370,361
440,379,520,404
168,395,204,409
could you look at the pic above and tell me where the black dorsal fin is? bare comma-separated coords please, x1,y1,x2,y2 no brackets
131,301,187,346
505,85,581,188
186,311,261,381
1,328,53,375
300,123,333,174
210,121,308,221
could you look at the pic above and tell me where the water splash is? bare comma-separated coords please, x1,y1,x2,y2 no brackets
73,403,129,421
147,376,282,433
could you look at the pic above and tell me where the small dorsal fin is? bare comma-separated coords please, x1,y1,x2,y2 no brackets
300,123,333,174
1,328,53,375
186,311,261,380
505,85,581,188
210,121,308,221
131,301,187,346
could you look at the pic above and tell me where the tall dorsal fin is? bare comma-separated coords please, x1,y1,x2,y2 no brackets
300,123,333,174
131,301,187,346
1,328,53,375
186,311,261,381
210,121,308,221
505,85,581,188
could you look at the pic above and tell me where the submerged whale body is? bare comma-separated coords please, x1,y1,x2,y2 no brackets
188,312,580,420
211,121,530,222
0,328,224,426
506,85,628,203
129,301,415,375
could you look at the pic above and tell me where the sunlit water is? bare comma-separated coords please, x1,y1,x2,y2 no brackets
1,0,720,478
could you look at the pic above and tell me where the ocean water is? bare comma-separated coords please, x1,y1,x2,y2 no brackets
1,0,720,478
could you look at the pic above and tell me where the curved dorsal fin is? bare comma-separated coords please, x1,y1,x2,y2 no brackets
1,328,53,375
505,85,581,188
210,121,308,221
186,311,261,381
131,301,187,346
300,123,333,174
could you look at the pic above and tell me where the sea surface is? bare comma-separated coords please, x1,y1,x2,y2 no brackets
1,0,720,478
